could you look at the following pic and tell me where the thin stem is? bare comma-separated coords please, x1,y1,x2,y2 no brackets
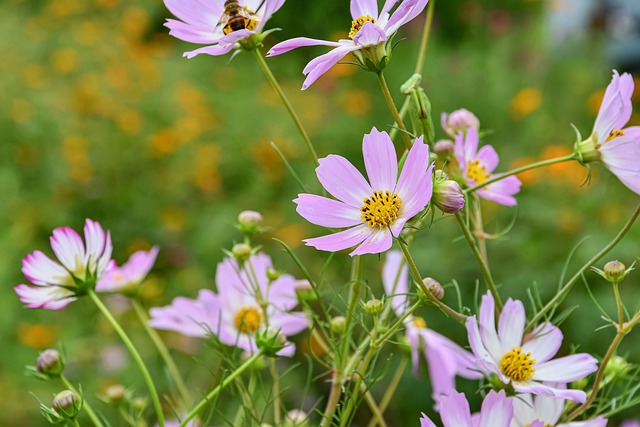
373,301,421,346
71,418,81,427
270,359,281,425
59,374,106,427
526,202,640,330
132,299,191,407
465,154,577,194
341,256,364,363
88,290,164,427
179,350,264,427
613,283,624,327
454,213,503,311
377,72,413,150
253,49,319,166
364,389,388,427
366,358,409,427
321,377,342,427
397,238,468,323
414,0,436,75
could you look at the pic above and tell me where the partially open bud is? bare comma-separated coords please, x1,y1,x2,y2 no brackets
238,210,263,235
36,349,63,376
352,39,391,74
433,179,465,214
53,390,81,419
433,140,455,158
256,326,288,357
231,243,252,263
423,277,444,300
295,279,317,302
283,409,309,427
604,260,627,283
330,316,347,335
441,109,480,137
364,299,384,316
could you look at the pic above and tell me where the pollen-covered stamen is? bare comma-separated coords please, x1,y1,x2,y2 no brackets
349,15,376,38
500,346,536,382
360,190,402,229
466,159,491,184
606,129,626,142
234,306,262,334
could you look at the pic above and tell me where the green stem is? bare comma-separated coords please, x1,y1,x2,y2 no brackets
526,202,640,330
373,301,421,346
88,290,164,427
613,282,624,327
454,213,503,311
414,0,436,75
465,154,577,194
364,390,388,427
397,238,468,323
270,359,282,425
179,350,264,427
131,299,191,406
366,358,408,427
253,49,319,166
71,418,81,427
341,256,364,363
321,376,342,427
59,374,105,427
377,72,413,150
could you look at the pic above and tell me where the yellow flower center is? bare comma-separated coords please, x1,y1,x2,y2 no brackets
606,129,625,142
360,190,402,229
234,306,262,334
500,347,535,382
349,15,376,38
466,159,491,184
412,316,427,329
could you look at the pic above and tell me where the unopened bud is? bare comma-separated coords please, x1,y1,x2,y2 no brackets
238,210,263,235
604,260,626,283
433,140,455,157
256,326,287,357
53,390,81,418
130,397,147,412
266,268,281,281
423,277,444,300
284,409,309,427
295,279,317,302
433,179,465,214
231,243,252,263
330,316,347,334
441,108,480,137
364,299,384,316
36,349,63,376
103,384,127,404
604,355,630,380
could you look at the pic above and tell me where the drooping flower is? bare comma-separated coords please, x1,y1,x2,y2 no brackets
96,247,159,294
163,0,286,58
465,292,598,403
441,108,480,137
149,253,307,356
383,251,482,405
574,70,640,194
267,0,429,89
15,219,113,310
511,391,607,427
455,127,522,206
420,390,513,427
294,127,433,256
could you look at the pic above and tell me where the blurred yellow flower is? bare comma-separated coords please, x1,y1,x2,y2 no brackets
24,64,48,89
162,206,187,233
51,48,78,75
509,87,542,120
116,109,143,135
9,99,32,124
339,89,372,117
62,136,94,184
17,323,58,349
192,143,222,194
587,89,606,118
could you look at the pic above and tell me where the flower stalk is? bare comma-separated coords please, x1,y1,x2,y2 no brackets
377,71,413,150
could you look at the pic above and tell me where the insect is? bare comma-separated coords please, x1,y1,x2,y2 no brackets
216,0,266,35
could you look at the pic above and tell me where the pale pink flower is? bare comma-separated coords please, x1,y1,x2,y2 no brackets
149,253,307,356
466,292,598,403
621,421,640,427
511,391,607,427
441,108,480,137
575,70,640,194
96,247,159,293
420,390,513,427
383,251,482,405
295,128,433,256
267,0,429,89
163,0,286,58
15,219,113,310
455,127,522,206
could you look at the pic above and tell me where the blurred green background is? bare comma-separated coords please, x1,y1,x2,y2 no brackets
2,0,640,425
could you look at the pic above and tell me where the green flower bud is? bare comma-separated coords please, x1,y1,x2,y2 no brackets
330,316,347,335
53,390,81,419
603,355,630,381
266,268,282,281
364,299,384,316
256,326,288,358
231,243,252,263
130,397,147,413
36,349,63,376
283,409,309,427
102,384,127,405
238,210,263,235
295,279,317,302
604,260,627,282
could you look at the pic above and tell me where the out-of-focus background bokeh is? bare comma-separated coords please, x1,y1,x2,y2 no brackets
2,0,640,425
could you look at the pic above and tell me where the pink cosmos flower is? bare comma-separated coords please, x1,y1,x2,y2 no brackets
96,247,159,293
15,219,113,310
420,390,513,427
295,127,433,256
621,421,640,427
163,0,286,58
575,70,640,194
465,292,598,403
267,0,429,89
455,127,522,206
383,251,482,405
441,108,480,137
149,253,307,356
511,391,607,427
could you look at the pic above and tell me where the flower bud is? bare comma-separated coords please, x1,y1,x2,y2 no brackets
603,355,630,382
423,277,444,300
283,409,309,427
256,326,288,357
130,397,147,412
442,109,480,137
364,299,384,316
238,210,263,235
433,140,455,158
53,390,81,418
103,384,127,404
266,268,281,281
36,349,63,376
295,279,317,302
433,179,465,214
604,260,627,283
231,243,252,263
330,316,347,334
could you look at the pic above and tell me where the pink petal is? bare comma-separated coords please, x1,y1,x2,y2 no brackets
362,127,398,191
148,295,212,337
457,128,480,171
384,0,430,35
439,392,472,427
22,251,70,286
164,19,220,44
533,353,598,383
594,70,634,141
420,414,437,427
465,315,498,374
349,227,392,255
294,194,361,228
183,42,234,58
477,390,513,427
476,145,499,173
477,175,522,206
497,298,525,354
522,323,563,364
478,292,502,361
50,226,86,273
267,37,344,56
395,136,433,218
382,250,409,316
304,224,372,253
316,154,372,208
14,284,76,310
353,21,388,46
351,0,379,20
164,0,221,28
301,44,360,90
256,0,286,30
513,381,587,403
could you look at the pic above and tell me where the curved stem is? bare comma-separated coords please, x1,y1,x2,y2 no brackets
526,202,640,330
132,299,191,406
253,49,319,166
465,154,577,194
454,213,503,311
377,72,413,150
88,290,165,427
373,301,421,347
179,350,264,427
59,374,106,427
